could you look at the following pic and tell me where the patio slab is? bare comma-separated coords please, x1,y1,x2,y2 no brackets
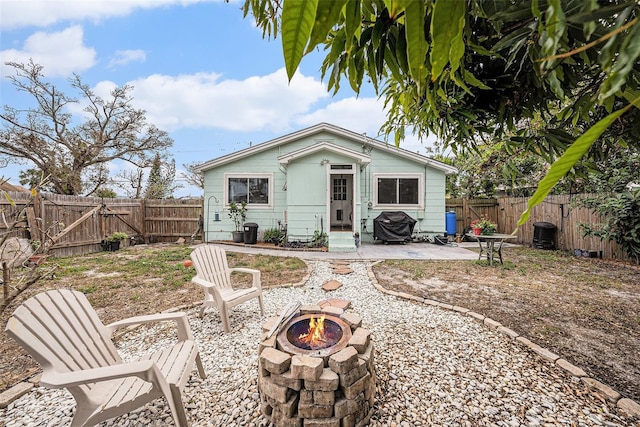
213,241,482,261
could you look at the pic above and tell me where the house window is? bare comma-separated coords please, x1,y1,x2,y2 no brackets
374,174,423,207
333,178,347,201
225,174,272,206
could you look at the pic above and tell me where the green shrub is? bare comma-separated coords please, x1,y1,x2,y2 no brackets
578,190,640,264
262,227,284,244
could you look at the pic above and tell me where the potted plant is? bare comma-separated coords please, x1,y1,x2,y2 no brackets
471,218,497,235
227,201,247,243
470,219,483,235
102,232,128,251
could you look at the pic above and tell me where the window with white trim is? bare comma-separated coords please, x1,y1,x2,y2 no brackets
374,174,423,207
225,173,272,206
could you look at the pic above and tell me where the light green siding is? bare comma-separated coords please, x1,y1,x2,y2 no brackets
201,127,450,243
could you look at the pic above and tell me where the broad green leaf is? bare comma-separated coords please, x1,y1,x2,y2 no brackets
385,44,402,81
463,69,491,89
493,2,535,22
467,41,497,57
517,99,639,227
344,0,361,52
541,0,566,65
383,0,403,19
622,87,640,108
493,26,531,53
599,6,633,72
371,13,386,51
403,0,428,90
600,19,640,99
307,0,346,54
395,26,409,72
451,72,472,95
282,0,319,80
430,0,466,82
426,86,438,115
566,2,634,24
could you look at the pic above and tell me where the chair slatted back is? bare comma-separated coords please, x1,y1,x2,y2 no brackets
190,245,232,290
5,289,122,391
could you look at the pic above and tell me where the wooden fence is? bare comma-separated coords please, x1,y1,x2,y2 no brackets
0,191,627,260
0,192,203,257
446,194,623,259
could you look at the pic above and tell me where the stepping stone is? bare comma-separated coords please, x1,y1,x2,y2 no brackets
322,280,343,291
330,261,351,266
332,267,353,275
318,298,352,310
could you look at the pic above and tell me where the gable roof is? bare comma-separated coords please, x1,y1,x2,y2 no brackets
277,141,371,166
196,123,457,174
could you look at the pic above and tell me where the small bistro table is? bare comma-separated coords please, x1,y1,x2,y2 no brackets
467,233,518,266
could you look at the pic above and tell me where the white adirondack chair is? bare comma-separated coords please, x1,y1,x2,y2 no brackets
190,245,264,333
5,289,206,427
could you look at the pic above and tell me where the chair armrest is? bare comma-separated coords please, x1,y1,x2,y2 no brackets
230,268,261,290
106,312,194,341
41,360,161,389
191,275,213,288
191,276,225,303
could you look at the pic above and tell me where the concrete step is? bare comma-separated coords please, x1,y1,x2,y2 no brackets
329,232,357,253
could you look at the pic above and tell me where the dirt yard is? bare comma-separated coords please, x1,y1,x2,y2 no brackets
0,244,308,392
372,246,640,402
1,244,639,406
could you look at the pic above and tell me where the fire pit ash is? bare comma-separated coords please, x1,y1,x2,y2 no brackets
259,304,376,427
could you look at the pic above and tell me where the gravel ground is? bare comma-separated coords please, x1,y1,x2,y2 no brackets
1,261,637,427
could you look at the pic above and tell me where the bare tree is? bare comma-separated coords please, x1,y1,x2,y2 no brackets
181,161,205,189
117,168,146,198
0,60,173,196
0,178,58,314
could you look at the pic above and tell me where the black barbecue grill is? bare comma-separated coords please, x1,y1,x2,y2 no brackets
373,211,417,244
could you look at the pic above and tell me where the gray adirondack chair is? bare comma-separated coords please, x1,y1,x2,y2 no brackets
5,289,206,427
190,245,264,332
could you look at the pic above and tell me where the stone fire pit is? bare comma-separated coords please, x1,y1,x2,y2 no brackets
258,303,376,427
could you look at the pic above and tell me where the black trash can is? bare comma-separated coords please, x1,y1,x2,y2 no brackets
243,222,258,244
533,222,556,250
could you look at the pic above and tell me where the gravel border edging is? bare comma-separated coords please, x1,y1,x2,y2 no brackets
3,259,639,420
364,260,640,419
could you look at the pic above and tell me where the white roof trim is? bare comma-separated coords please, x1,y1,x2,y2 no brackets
278,141,371,165
196,123,457,175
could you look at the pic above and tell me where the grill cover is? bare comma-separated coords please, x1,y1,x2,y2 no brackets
373,211,417,242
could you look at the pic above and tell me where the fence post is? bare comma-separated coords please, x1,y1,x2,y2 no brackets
140,199,146,241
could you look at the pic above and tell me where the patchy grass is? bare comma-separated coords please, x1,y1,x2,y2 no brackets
372,246,640,401
0,244,307,392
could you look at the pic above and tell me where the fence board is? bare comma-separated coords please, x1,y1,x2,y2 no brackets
0,191,628,261
446,195,625,260
0,193,203,257
498,194,621,259
445,198,499,235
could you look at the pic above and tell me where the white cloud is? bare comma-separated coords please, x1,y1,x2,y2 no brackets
108,49,146,68
124,68,329,132
0,0,226,30
294,96,388,137
90,68,438,154
293,97,439,154
0,26,96,77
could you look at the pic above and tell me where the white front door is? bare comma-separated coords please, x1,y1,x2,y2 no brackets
330,174,353,230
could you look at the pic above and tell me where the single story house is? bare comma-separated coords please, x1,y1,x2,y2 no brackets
196,123,457,252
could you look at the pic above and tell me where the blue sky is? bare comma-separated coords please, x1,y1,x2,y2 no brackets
0,0,434,197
